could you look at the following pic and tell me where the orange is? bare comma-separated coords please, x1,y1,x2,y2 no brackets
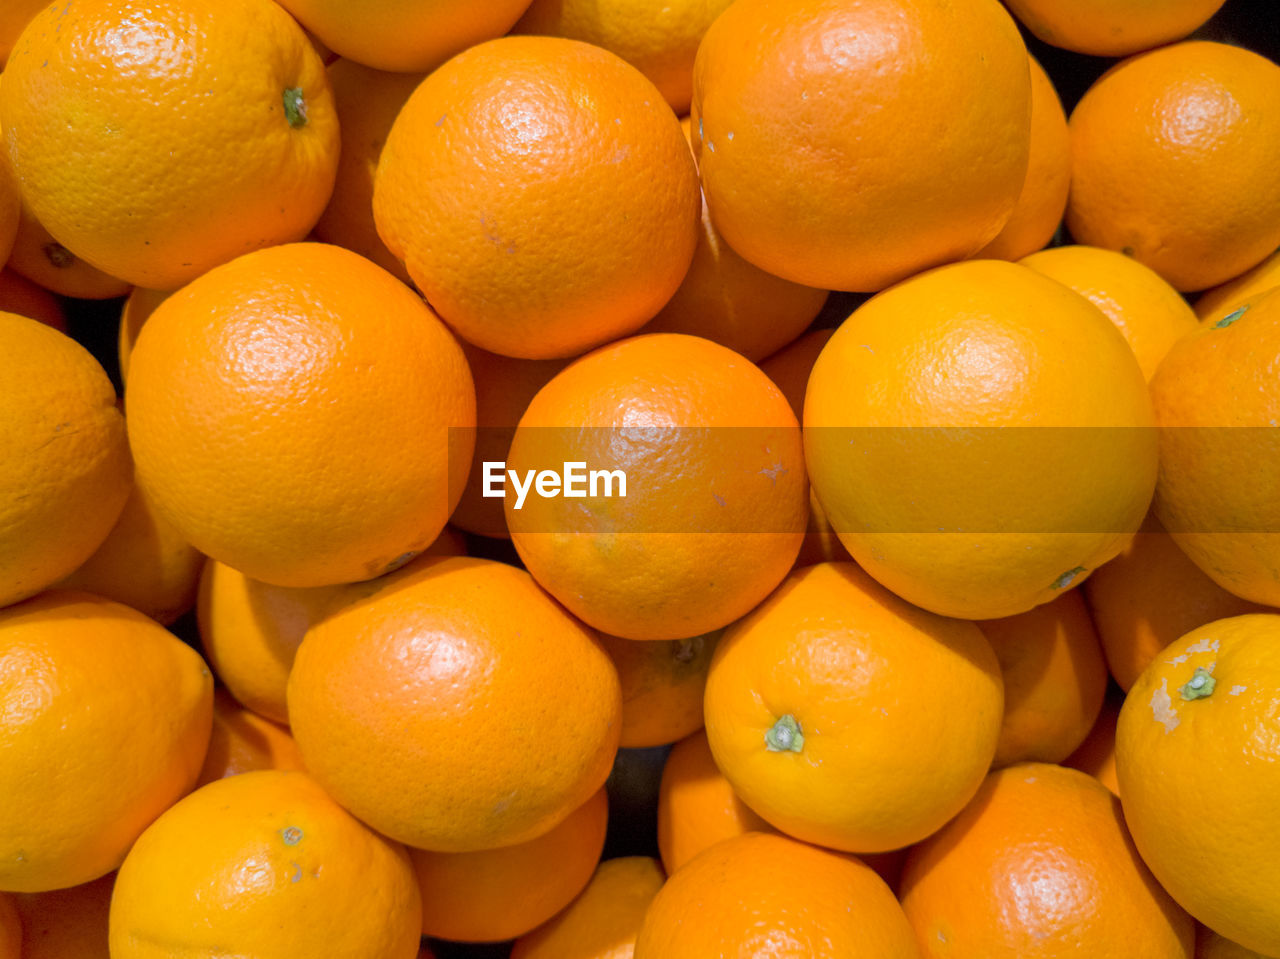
704,562,1003,853
511,855,665,959
194,689,306,788
198,529,464,724
690,0,1030,292
634,832,919,959
0,122,16,269
599,629,718,749
57,480,205,626
272,0,536,73
311,60,423,285
0,0,44,66
374,36,700,360
0,895,16,959
1084,516,1270,691
975,56,1071,261
0,0,340,290
978,589,1108,767
449,343,569,538
109,770,421,958
288,556,621,852
1198,927,1273,959
900,763,1194,958
0,268,66,331
1148,288,1280,606
3,205,131,299
805,259,1157,619
1067,42,1280,292
637,119,828,362
0,591,212,892
1020,245,1200,380
1195,248,1280,323
125,242,475,588
12,873,113,959
1002,0,1226,56
1064,690,1122,795
115,288,170,383
0,312,131,608
514,0,734,116
656,729,776,876
1117,614,1280,955
411,787,608,942
506,333,807,640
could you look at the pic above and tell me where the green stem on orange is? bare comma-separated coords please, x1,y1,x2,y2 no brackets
765,714,804,753
1179,666,1217,701
283,87,308,129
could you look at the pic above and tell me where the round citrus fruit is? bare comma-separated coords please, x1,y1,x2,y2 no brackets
0,268,66,331
374,36,699,360
125,242,475,588
12,872,113,959
2,205,131,299
690,0,1031,291
804,259,1158,620
1002,0,1226,56
1197,927,1273,959
1063,691,1122,795
1066,41,1280,292
194,689,306,788
1195,249,1280,322
600,629,718,749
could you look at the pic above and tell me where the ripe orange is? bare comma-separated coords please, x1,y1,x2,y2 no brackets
57,481,204,626
0,0,340,290
115,288,170,383
0,591,213,892
704,562,1003,853
288,556,621,852
411,787,608,942
978,589,1108,767
656,730,776,876
691,0,1030,292
599,630,718,748
194,689,306,788
506,333,807,640
511,855,665,959
1020,245,1200,380
272,0,536,73
635,832,919,958
0,312,131,608
1198,927,1273,959
514,0,734,115
976,55,1071,261
900,763,1194,958
125,242,475,588
0,0,44,67
804,259,1157,620
1067,41,1280,292
1084,516,1270,691
1063,691,1122,795
0,268,66,331
1002,0,1226,56
374,36,700,360
12,873,113,959
0,126,16,269
1117,614,1280,955
1148,288,1280,606
1195,249,1280,322
2,205,131,299
311,60,423,285
109,770,422,958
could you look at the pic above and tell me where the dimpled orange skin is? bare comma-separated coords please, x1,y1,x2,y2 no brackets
0,0,44,66
1148,288,1280,606
511,855,665,959
1002,0,1226,57
1067,42,1280,293
635,832,920,959
1195,249,1280,322
0,0,339,291
900,763,1194,959
1197,927,1273,959
3,205,131,299
109,771,422,959
978,589,1108,767
125,242,476,589
411,787,608,943
374,36,700,361
194,689,306,788
506,333,807,641
1020,245,1200,381
287,556,622,853
976,56,1070,261
273,0,535,73
691,0,1030,292
1118,615,1280,956
704,562,1003,854
804,259,1158,620
13,873,114,959
0,591,213,893
116,288,169,383
599,630,718,748
0,312,131,609
1063,692,1122,795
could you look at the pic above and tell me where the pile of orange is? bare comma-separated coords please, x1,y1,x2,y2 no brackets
1,0,1279,956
